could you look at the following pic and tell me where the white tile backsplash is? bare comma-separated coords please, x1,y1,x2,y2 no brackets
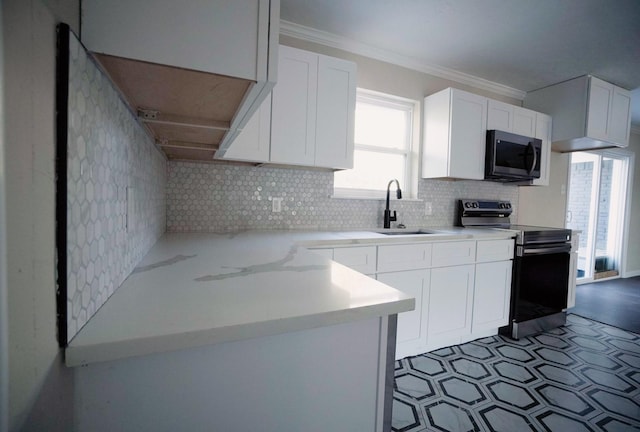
167,161,518,232
66,32,166,340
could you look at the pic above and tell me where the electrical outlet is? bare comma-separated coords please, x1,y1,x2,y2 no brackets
272,197,283,213
425,202,433,216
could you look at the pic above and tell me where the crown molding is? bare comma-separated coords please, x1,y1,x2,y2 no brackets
280,20,526,100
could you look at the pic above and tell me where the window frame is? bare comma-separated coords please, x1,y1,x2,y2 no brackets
333,88,420,200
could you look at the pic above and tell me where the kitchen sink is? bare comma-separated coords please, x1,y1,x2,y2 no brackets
379,230,439,235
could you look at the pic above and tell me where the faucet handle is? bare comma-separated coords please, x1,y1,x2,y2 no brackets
390,211,397,222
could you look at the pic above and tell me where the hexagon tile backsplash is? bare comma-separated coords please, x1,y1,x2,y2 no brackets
166,161,519,233
66,32,166,340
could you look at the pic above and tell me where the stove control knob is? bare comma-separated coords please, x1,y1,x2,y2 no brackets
472,202,479,208
464,202,472,208
506,203,511,209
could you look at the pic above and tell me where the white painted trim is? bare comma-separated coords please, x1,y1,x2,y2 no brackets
624,269,640,278
280,20,527,101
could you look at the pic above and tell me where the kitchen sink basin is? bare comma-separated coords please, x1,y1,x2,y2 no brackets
380,230,439,235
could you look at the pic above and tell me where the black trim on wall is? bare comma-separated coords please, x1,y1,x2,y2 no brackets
55,23,70,347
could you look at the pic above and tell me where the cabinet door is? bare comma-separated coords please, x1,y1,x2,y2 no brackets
221,94,271,162
586,77,614,142
488,100,536,137
531,112,552,186
270,46,318,166
448,90,487,179
473,261,512,331
427,265,474,347
487,99,513,131
377,270,430,358
333,246,377,274
314,56,357,169
512,106,537,137
608,86,631,146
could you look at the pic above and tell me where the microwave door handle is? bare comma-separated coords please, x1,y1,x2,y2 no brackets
527,142,537,174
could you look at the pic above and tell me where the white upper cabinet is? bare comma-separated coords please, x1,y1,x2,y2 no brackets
524,75,631,152
487,100,537,137
81,0,279,162
270,45,357,169
422,88,488,180
220,95,272,163
222,45,356,169
531,112,552,186
270,46,319,166
314,56,357,169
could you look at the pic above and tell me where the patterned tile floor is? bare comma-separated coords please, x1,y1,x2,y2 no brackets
392,314,640,431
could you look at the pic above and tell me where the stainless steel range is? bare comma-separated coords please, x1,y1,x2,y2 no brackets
457,199,572,339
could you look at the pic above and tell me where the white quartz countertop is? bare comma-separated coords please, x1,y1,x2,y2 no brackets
66,228,515,366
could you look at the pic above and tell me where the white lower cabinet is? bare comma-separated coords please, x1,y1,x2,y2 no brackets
377,270,430,359
332,246,377,274
426,265,475,349
473,260,512,332
305,237,514,359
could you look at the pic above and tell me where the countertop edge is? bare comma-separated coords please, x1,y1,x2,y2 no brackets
65,297,414,367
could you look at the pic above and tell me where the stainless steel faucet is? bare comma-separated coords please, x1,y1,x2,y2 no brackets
384,179,402,229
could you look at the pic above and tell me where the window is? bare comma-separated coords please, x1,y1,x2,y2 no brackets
334,89,418,199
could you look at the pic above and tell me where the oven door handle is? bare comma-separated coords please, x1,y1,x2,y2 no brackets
518,244,571,256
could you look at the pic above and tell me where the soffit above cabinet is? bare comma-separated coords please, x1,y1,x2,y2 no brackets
81,0,279,162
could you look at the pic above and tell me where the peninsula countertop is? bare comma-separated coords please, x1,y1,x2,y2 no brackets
65,228,515,366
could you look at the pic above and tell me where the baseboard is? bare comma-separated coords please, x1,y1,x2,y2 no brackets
623,269,640,278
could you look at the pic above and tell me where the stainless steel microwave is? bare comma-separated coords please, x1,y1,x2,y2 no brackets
485,130,541,181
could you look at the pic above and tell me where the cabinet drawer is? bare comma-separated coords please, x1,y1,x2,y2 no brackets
377,243,433,272
332,246,377,274
431,241,475,267
309,248,334,260
476,240,514,263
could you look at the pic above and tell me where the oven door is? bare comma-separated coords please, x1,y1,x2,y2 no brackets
512,243,571,323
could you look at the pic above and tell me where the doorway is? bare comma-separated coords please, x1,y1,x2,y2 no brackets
566,150,632,283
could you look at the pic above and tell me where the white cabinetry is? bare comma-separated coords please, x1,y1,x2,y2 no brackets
332,246,377,275
221,95,272,162
473,261,512,332
82,0,279,161
220,45,357,169
427,265,475,347
422,88,488,180
531,113,552,186
566,233,580,309
270,47,318,166
377,270,430,348
305,236,515,359
524,75,631,152
487,100,537,137
270,45,356,169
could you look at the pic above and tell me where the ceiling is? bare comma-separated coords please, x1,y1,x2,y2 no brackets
280,0,640,128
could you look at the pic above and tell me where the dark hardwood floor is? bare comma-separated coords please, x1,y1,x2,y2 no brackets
570,276,640,334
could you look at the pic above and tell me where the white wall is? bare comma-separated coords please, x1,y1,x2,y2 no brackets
625,131,640,276
517,151,571,228
4,1,78,430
